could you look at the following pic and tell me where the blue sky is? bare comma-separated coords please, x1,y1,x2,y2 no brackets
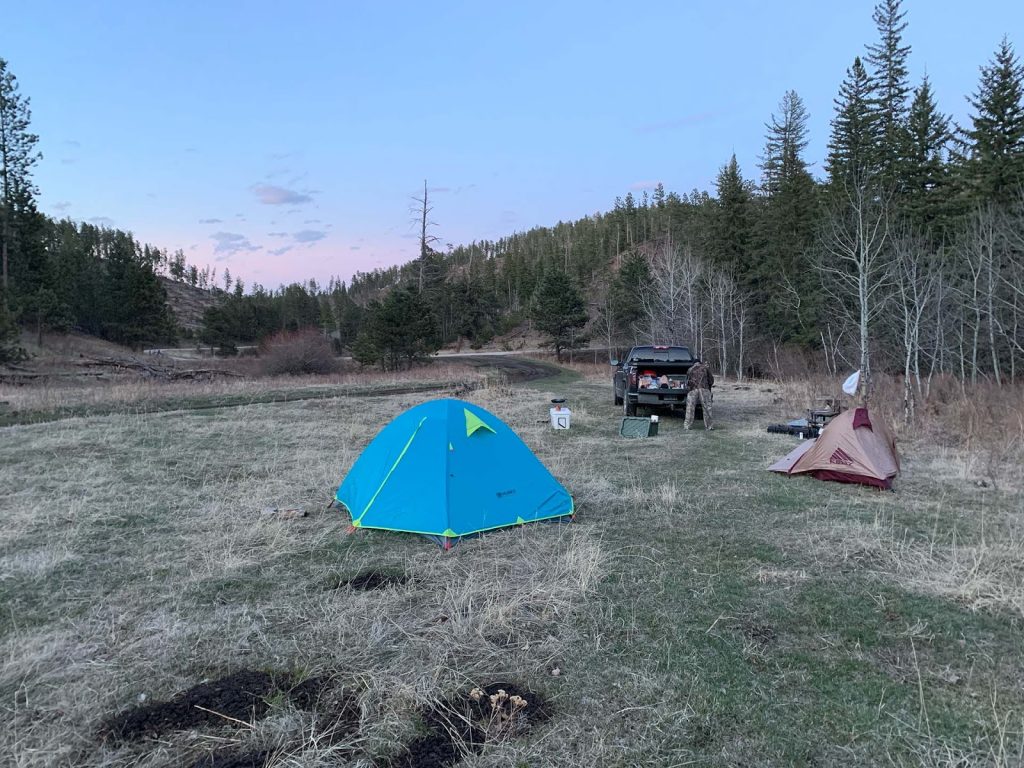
4,1,1022,288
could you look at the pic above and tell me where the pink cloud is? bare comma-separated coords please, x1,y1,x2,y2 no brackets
251,184,313,205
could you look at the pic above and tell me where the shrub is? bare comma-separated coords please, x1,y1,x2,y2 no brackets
259,328,339,376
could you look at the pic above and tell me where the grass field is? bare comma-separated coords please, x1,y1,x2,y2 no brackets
1,363,1022,767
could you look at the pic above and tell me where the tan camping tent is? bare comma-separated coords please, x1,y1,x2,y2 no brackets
768,407,899,489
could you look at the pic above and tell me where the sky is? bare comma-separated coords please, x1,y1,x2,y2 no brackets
4,1,1023,289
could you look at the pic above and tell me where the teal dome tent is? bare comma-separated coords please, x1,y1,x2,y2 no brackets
335,399,573,549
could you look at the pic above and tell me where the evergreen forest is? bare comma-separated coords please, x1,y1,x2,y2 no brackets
2,0,1023,412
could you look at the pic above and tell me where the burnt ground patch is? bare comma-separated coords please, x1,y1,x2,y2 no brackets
384,681,551,768
102,670,278,741
185,686,361,768
101,670,345,743
325,568,412,591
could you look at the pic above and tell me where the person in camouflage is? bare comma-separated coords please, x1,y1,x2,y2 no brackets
684,360,714,430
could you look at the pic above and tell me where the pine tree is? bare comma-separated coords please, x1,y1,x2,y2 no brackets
711,154,754,281
24,287,72,346
652,183,666,209
100,230,177,346
865,0,912,187
0,58,41,304
0,295,21,362
367,287,439,369
904,75,952,230
200,301,240,355
827,57,882,185
623,192,637,246
759,91,821,340
169,249,186,280
608,251,651,342
960,37,1024,204
531,265,588,361
760,91,811,197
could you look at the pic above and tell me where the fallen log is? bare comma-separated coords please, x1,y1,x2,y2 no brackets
167,368,244,380
75,355,166,376
74,355,242,381
0,370,109,384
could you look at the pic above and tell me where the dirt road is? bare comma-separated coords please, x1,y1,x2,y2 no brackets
440,354,562,383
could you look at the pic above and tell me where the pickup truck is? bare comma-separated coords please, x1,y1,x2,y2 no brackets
612,345,704,416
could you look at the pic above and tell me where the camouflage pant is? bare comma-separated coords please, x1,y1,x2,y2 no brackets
684,388,712,430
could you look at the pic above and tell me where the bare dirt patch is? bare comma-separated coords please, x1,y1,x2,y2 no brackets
326,568,412,591
101,670,338,742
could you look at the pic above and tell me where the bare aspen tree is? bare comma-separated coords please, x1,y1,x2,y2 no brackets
890,230,937,423
957,206,999,383
639,240,702,344
923,268,950,390
705,270,733,375
705,269,741,376
817,176,894,400
779,272,807,335
734,298,749,382
637,240,753,374
818,322,850,378
680,247,708,357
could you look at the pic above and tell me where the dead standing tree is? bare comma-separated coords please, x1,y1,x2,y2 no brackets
410,180,440,294
817,176,894,401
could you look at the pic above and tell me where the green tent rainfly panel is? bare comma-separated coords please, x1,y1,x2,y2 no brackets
619,416,658,438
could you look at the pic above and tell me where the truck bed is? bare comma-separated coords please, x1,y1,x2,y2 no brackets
614,346,698,415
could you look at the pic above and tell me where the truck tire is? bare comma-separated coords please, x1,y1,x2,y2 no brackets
624,397,637,417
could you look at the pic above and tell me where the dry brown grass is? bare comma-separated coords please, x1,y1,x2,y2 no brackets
0,378,606,767
2,368,1023,766
0,361,485,415
774,373,1024,492
760,368,1024,622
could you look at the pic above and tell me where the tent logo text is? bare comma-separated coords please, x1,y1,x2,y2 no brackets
829,448,855,466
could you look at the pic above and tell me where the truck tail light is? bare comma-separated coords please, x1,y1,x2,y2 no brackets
628,368,637,388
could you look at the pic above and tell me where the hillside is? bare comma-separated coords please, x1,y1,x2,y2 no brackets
160,277,222,332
